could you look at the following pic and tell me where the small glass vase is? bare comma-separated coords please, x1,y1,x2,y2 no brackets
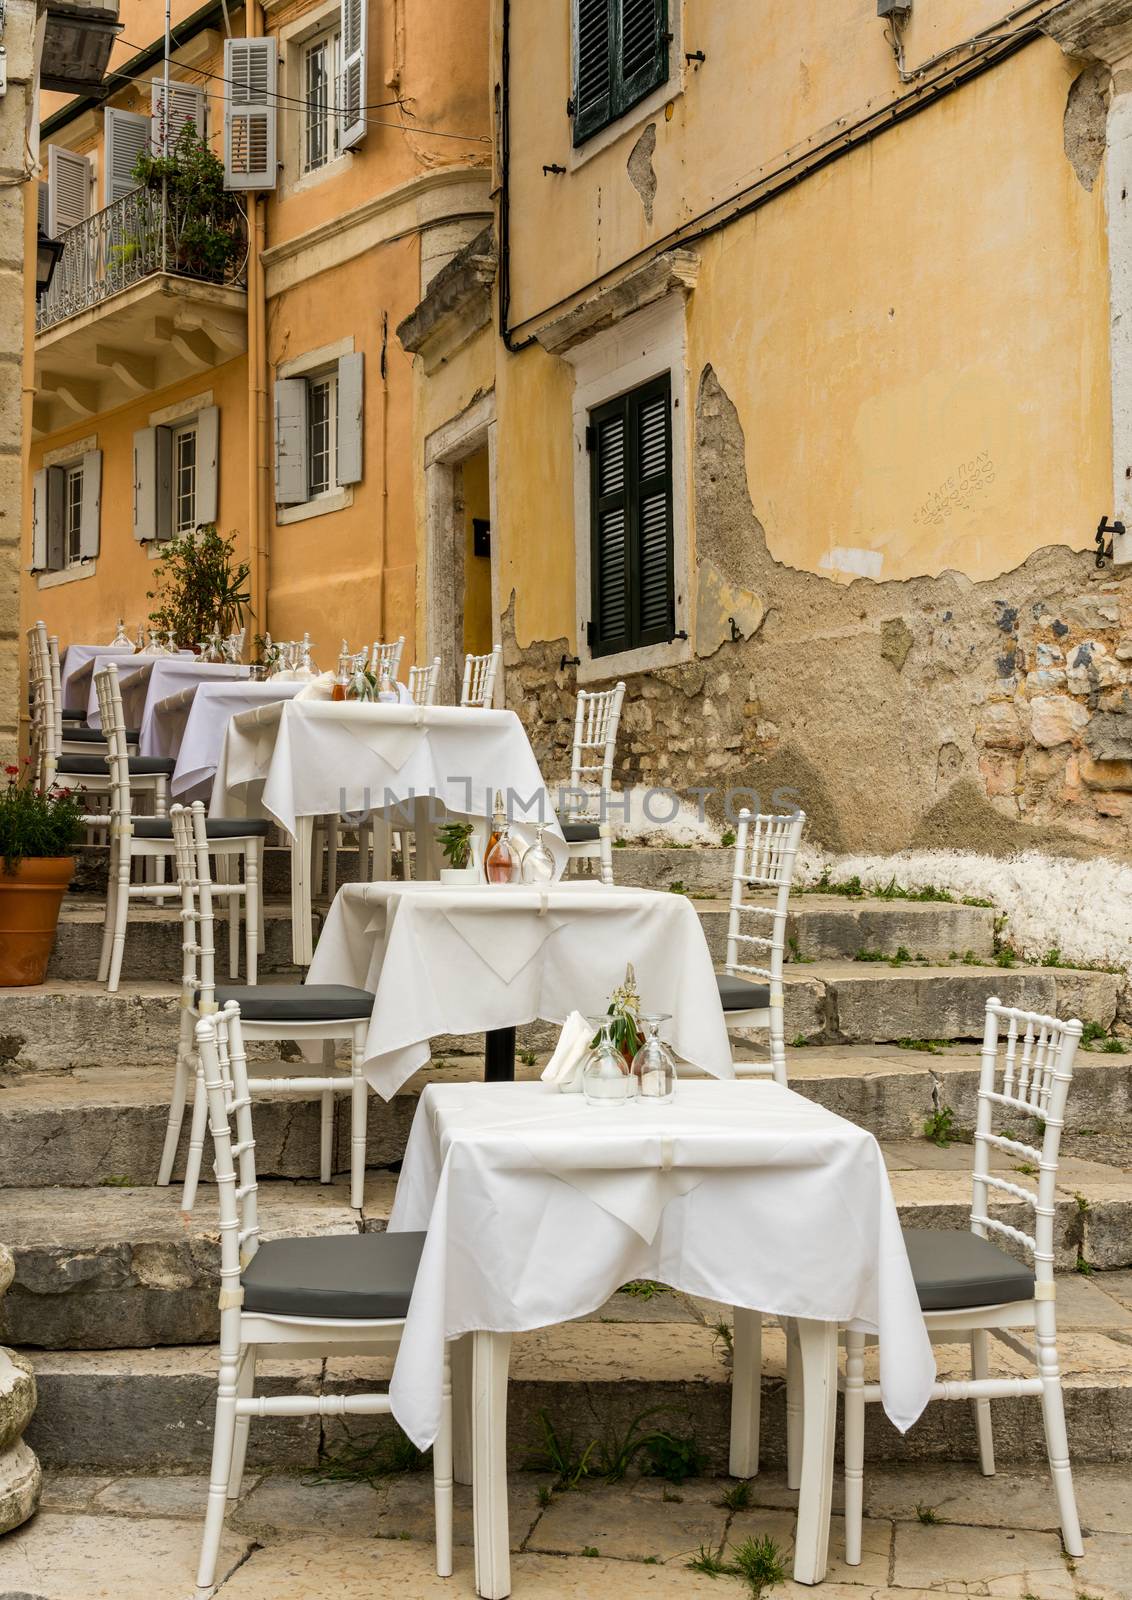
520,824,556,884
582,1016,634,1108
631,1014,677,1104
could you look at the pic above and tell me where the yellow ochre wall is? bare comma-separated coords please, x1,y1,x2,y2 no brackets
487,35,1110,654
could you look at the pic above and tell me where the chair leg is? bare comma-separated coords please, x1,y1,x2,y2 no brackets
785,1317,803,1491
598,827,613,887
729,1307,762,1478
106,840,132,994
327,816,339,899
180,1060,210,1212
195,1343,240,1598
219,855,239,980
435,1348,454,1578
157,1012,193,1187
244,841,260,986
769,990,787,1087
970,1329,995,1476
451,1334,474,1487
227,1345,257,1501
843,1330,866,1565
320,1046,334,1184
350,1030,368,1210
1036,1325,1084,1558
154,778,168,903
97,839,119,983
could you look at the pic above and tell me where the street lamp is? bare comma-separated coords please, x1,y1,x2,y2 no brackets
35,230,65,299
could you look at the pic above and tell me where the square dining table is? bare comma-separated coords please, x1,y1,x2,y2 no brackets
58,645,139,713
148,678,306,799
388,1080,935,1597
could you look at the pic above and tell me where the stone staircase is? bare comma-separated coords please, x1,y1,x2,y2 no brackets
3,844,1131,1477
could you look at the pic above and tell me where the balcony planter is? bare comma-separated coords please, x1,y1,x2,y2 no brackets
0,771,83,987
40,2,120,94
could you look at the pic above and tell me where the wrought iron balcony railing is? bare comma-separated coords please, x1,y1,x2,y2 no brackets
36,179,248,334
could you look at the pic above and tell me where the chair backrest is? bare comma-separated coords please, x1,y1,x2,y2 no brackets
971,999,1082,1287
724,808,807,988
569,681,625,797
197,1004,261,1304
408,656,441,707
460,645,501,708
171,802,218,1010
27,623,54,783
370,636,405,682
93,664,133,821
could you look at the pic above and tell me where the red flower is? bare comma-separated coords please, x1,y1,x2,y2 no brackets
4,765,17,776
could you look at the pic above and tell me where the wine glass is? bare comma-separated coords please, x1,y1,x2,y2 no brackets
631,1014,677,1104
109,618,132,648
582,1016,633,1107
520,824,556,884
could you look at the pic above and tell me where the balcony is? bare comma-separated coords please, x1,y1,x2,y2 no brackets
34,182,249,435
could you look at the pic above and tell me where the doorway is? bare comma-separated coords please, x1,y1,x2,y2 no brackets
424,393,499,706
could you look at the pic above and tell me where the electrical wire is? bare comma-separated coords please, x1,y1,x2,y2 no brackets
109,33,491,142
885,0,1073,83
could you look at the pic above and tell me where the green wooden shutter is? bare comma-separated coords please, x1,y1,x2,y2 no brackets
573,0,613,146
589,395,632,657
632,376,674,645
617,0,668,116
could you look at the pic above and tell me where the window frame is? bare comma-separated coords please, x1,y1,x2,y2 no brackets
306,366,339,498
63,461,85,567
301,26,342,176
274,337,359,525
572,0,671,149
171,420,199,536
279,0,353,195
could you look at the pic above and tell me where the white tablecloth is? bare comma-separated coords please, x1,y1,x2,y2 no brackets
150,680,307,799
387,1080,935,1449
59,646,137,712
87,659,250,742
306,881,733,1097
209,698,565,847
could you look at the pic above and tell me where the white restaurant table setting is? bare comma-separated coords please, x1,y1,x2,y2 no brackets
387,1078,936,1596
58,644,138,712
305,880,734,1096
149,678,307,799
84,657,251,741
210,698,569,963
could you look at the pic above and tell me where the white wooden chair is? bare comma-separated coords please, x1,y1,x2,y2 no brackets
93,666,266,993
715,807,806,1084
164,803,376,1211
192,1002,452,1599
370,635,405,682
409,655,441,707
842,998,1084,1564
560,681,625,887
460,645,501,708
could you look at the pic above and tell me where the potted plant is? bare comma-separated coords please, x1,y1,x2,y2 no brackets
437,820,478,886
0,766,84,986
147,523,251,650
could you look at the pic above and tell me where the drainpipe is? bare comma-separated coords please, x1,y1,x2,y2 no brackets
246,2,270,636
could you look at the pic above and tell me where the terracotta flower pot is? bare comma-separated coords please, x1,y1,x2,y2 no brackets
0,857,75,986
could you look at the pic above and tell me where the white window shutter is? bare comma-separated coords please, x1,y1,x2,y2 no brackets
340,0,367,150
47,146,91,237
79,450,102,560
224,37,278,190
133,427,173,542
336,353,364,485
151,78,207,154
45,466,66,570
31,470,48,570
274,378,309,505
36,182,48,235
195,406,220,524
104,108,150,203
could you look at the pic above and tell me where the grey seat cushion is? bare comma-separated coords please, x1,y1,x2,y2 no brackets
57,754,176,776
902,1228,1035,1311
716,972,771,1012
242,1230,425,1320
562,820,601,843
200,982,375,1022
64,725,140,744
134,816,270,840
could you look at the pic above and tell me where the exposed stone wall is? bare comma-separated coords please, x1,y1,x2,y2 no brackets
504,366,1132,860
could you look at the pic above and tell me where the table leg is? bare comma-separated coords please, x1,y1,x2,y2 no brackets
472,1330,511,1600
792,1318,837,1585
451,1333,474,1486
484,1027,516,1082
290,816,315,967
729,1307,762,1478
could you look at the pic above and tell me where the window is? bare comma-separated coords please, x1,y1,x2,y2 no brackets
307,371,338,495
572,0,669,146
588,374,674,657
302,30,341,173
64,463,84,565
173,422,198,534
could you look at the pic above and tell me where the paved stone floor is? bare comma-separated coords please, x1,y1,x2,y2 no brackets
0,1462,1128,1600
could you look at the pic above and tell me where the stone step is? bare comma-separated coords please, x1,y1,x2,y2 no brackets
49,901,306,983
3,1046,1129,1190
678,895,997,965
21,1274,1132,1470
4,1149,1130,1351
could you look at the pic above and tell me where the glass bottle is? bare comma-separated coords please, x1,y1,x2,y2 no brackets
109,618,131,648
377,665,398,703
332,641,350,702
631,1014,677,1104
520,823,556,884
582,1016,633,1107
484,792,518,884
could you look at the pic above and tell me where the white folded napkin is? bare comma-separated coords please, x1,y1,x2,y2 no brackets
541,1009,592,1094
295,671,336,701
